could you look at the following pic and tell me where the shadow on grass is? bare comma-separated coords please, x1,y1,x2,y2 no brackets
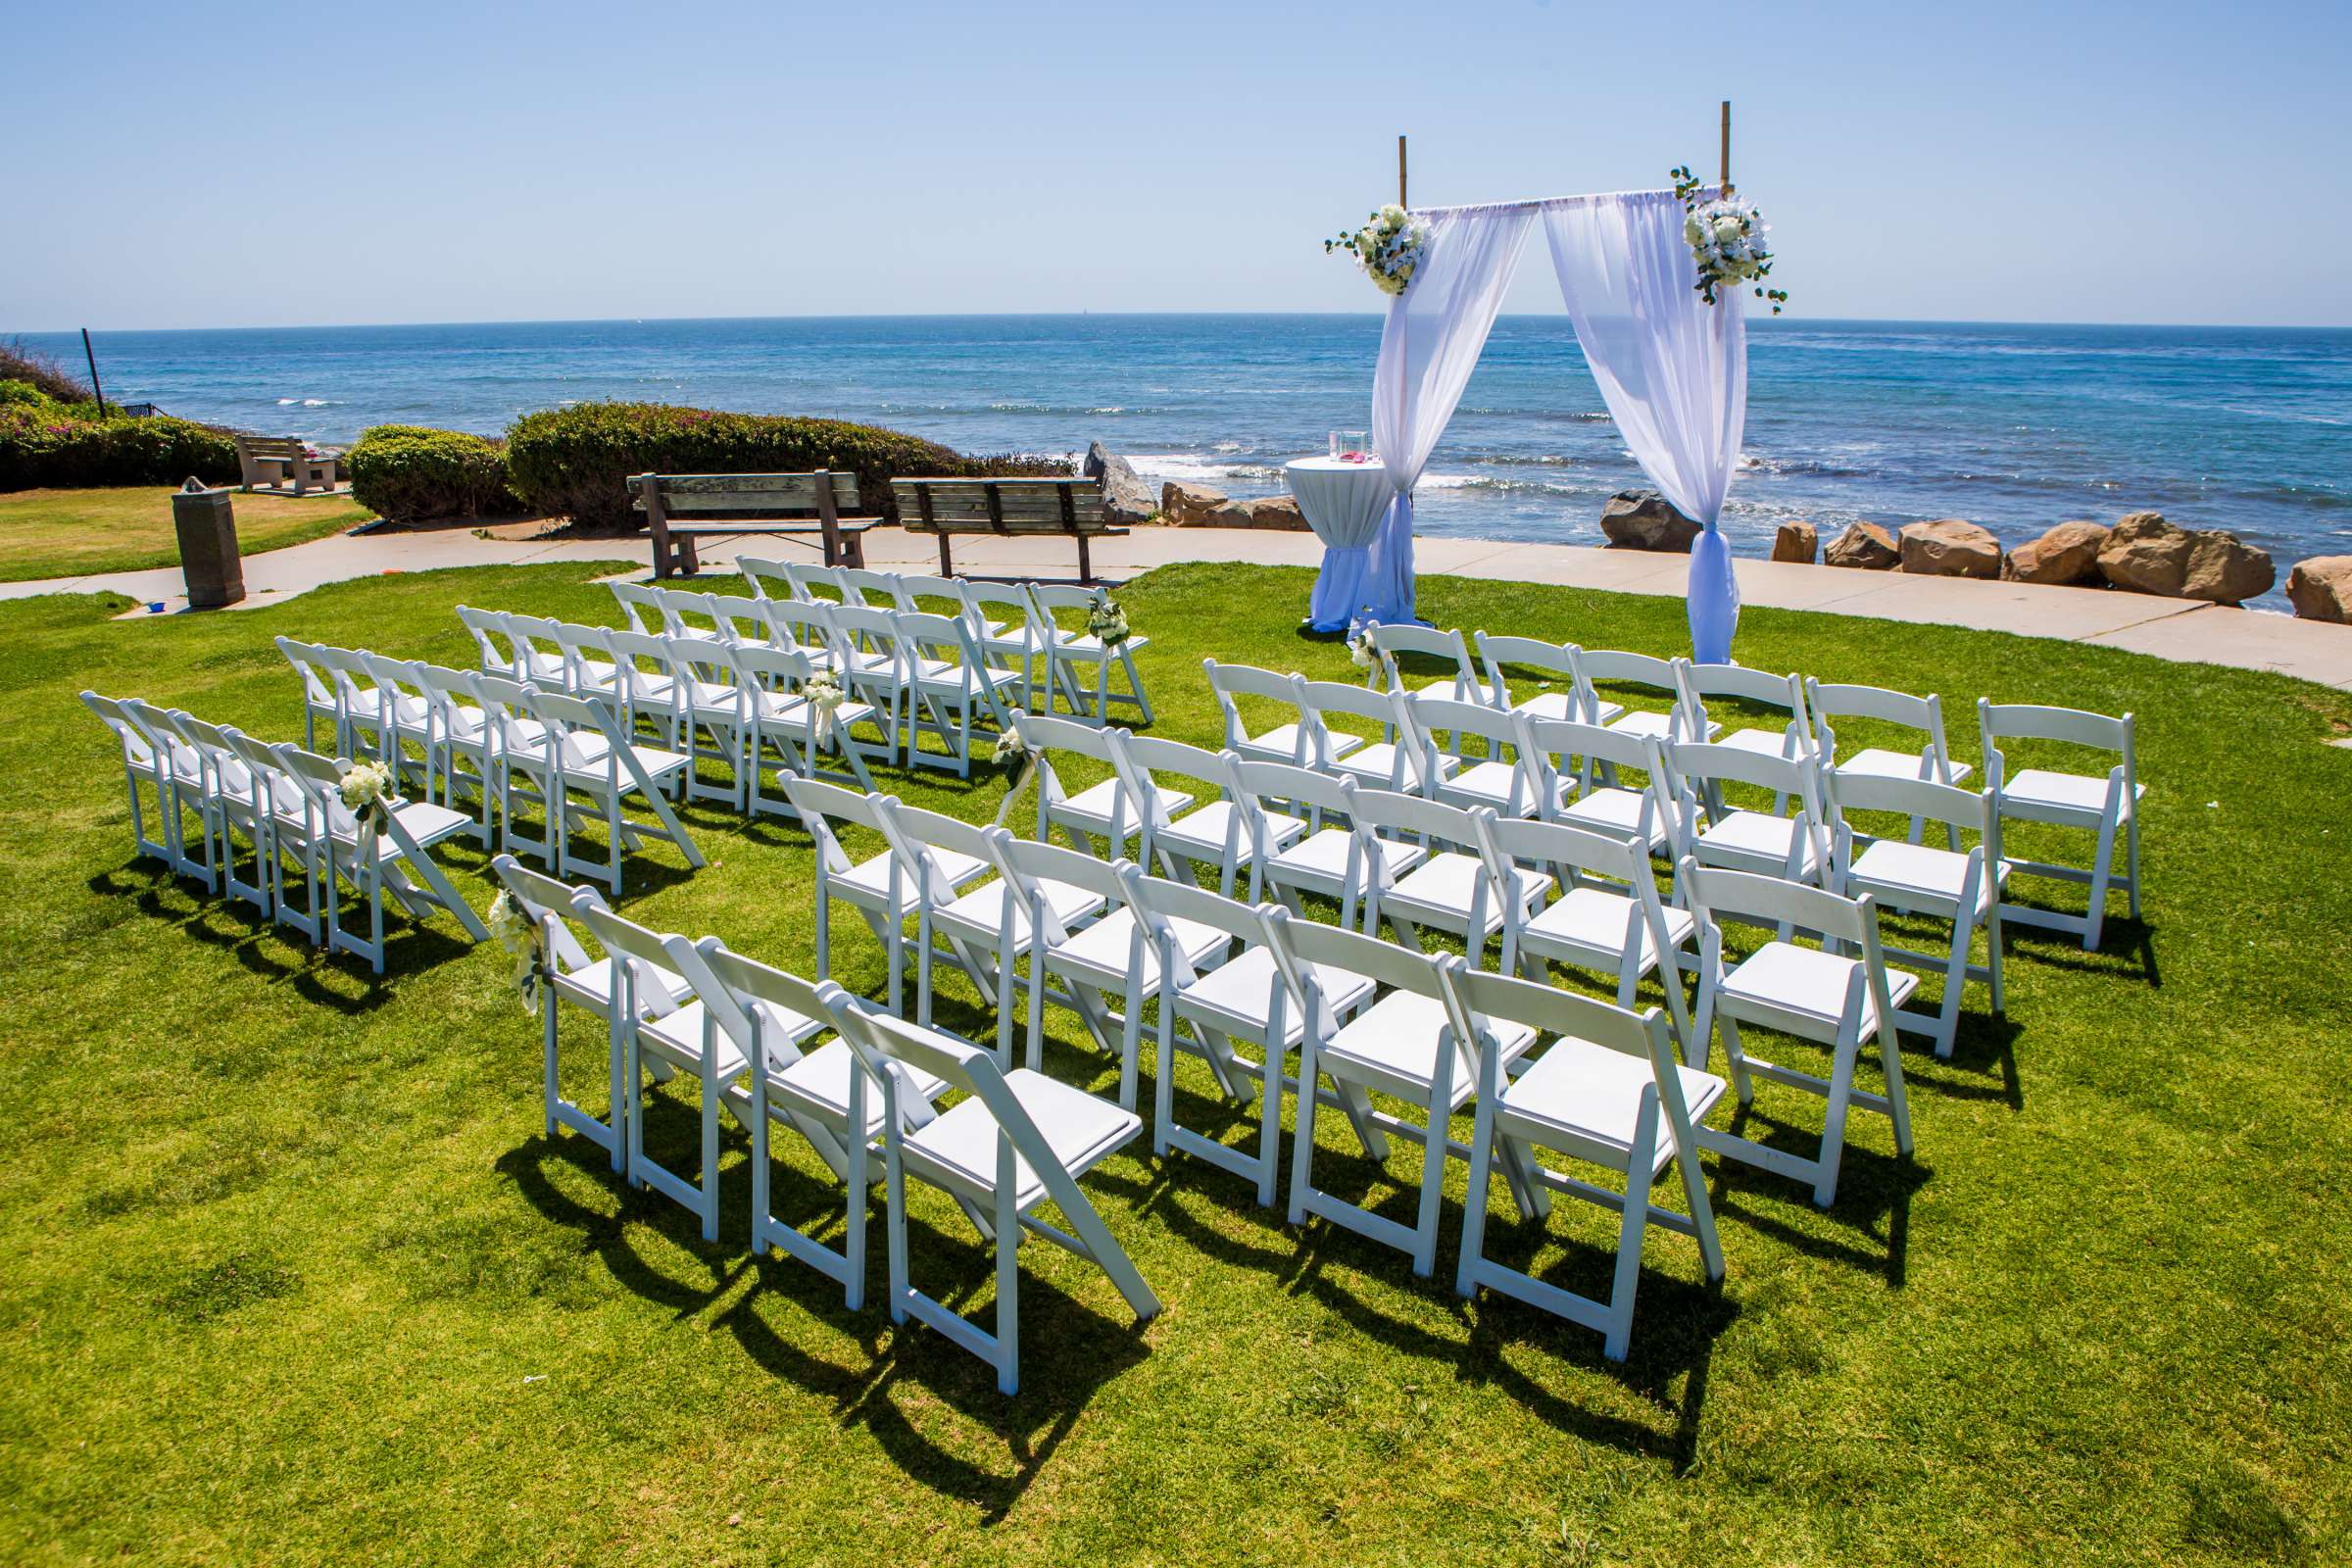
1705,1104,1926,1288
2003,914,2160,989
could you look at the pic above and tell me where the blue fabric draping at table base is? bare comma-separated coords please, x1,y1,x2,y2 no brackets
1686,526,1740,664
1307,492,1419,631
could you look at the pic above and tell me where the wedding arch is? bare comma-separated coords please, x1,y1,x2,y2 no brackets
1303,120,1751,664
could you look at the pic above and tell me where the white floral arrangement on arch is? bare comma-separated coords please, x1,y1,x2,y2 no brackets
1324,204,1430,297
1671,167,1787,314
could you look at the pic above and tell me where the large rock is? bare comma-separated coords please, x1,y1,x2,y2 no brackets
1160,481,1228,527
1825,522,1899,570
1898,518,2003,578
1082,441,1155,522
2097,511,2194,596
2287,557,2352,623
1770,520,1818,564
1240,495,1310,531
2004,519,2109,586
1598,490,1700,552
2180,530,2275,605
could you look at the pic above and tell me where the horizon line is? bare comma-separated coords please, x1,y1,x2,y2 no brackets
12,310,2350,338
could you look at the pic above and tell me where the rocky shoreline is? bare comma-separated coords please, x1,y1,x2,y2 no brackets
1081,444,2352,624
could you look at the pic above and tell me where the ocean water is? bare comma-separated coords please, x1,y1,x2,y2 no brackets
23,315,2349,609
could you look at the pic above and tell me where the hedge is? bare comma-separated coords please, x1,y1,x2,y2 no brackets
346,424,525,521
503,402,1068,529
0,380,241,491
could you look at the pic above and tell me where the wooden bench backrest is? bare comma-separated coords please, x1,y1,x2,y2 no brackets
891,477,1108,536
631,471,862,515
234,434,308,459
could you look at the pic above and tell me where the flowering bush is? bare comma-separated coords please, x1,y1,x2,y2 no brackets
1670,168,1787,314
347,425,525,521
0,379,240,490
1323,205,1430,297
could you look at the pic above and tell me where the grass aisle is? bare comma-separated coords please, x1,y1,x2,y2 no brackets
0,486,372,583
0,560,2345,1565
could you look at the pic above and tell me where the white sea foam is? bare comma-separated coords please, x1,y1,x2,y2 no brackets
276,398,297,405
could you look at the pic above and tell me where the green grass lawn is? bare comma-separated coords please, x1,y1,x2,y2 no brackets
1,560,2347,1566
0,485,372,582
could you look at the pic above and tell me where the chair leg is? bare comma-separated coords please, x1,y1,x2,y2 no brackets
1813,1036,1859,1208
2083,815,2120,952
1604,1100,1660,1361
1454,1102,1497,1298
1986,906,2007,1014
2125,811,2143,919
1287,1037,1322,1225
994,1189,1021,1396
1411,1101,1448,1278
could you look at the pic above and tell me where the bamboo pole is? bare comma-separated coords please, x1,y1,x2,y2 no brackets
1397,133,1407,208
1719,100,1732,195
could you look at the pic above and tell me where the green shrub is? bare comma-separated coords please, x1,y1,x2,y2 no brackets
347,424,525,521
0,340,94,404
502,402,1069,529
0,386,240,491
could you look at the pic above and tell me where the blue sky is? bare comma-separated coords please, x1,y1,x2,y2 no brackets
5,0,2346,330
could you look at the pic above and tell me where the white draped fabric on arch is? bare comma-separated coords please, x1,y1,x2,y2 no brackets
1311,187,1747,664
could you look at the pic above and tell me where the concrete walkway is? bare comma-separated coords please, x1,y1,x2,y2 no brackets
10,520,2348,691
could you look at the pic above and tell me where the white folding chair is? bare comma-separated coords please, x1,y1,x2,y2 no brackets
1979,701,2143,952
120,697,213,887
750,595,845,678
785,779,981,1019
822,603,912,765
1486,813,1696,1049
492,856,687,1173
1413,694,1559,817
1029,583,1154,726
511,687,702,895
1204,659,1361,767
698,944,956,1307
1116,734,1295,898
840,1006,1161,1396
1473,633,1610,725
1679,661,1813,762
310,645,389,762
1446,968,1725,1362
455,606,535,684
900,610,1018,776
80,691,177,869
501,614,580,695
1351,787,1550,960
1020,712,1182,853
664,634,753,809
215,728,319,940
355,651,439,791
1580,648,1710,743
157,710,273,916
408,663,498,843
737,554,800,604
1828,771,2007,1059
730,641,879,813
274,636,344,752
1123,871,1377,1205
1277,920,1527,1277
1297,678,1457,794
1684,859,1916,1207
958,580,1043,708
1522,715,1678,858
1364,622,1479,704
271,743,491,971
1228,760,1410,930
1662,740,1830,890
596,628,686,753
1809,680,1974,790
836,566,906,612
781,560,841,603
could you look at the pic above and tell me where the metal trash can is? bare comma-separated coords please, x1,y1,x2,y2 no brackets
172,477,244,609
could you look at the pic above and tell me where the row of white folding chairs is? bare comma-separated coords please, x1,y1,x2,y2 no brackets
1004,710,2012,1061
782,774,1932,1362
1351,627,2143,952
490,855,1157,1396
79,690,488,971
590,586,1016,776
449,608,882,809
737,557,1156,727
276,637,705,896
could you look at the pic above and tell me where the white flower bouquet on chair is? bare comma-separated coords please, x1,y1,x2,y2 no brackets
485,889,546,1015
1086,591,1131,650
1670,167,1787,314
338,757,396,830
1324,204,1430,297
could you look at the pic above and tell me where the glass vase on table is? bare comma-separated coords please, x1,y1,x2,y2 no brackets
1330,430,1372,464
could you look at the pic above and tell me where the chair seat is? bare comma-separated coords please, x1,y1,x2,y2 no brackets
1053,907,1229,990
764,1038,949,1138
1235,722,1354,765
1179,947,1371,1044
1714,725,1802,760
560,744,689,791
1847,840,2006,915
1156,801,1301,865
1508,688,1588,724
1332,742,1458,791
1051,633,1151,661
1695,810,1820,876
1269,826,1425,893
752,690,879,734
1384,854,1550,936
1523,887,1693,966
1441,760,1553,816
329,800,472,854
1322,990,1536,1107
1605,709,1677,743
1560,785,1667,850
901,1068,1140,1211
937,877,1105,948
837,847,988,912
638,1001,751,1082
1835,749,1973,788
1499,1041,1726,1176
1720,942,1922,1036
552,956,689,1017
2004,768,2141,820
1053,777,1189,842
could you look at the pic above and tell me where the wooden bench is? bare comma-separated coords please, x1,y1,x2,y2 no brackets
629,470,880,579
234,434,341,496
890,476,1124,583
